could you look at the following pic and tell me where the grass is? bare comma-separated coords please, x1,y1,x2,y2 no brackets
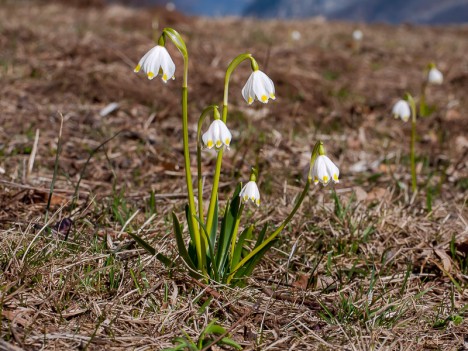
1,1,468,350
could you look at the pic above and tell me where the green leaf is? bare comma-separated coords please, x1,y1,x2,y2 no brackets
216,184,242,278
209,196,218,256
127,232,156,255
193,215,218,282
254,223,268,249
219,337,243,350
203,324,226,335
155,253,174,268
172,212,196,270
231,225,253,270
235,238,277,280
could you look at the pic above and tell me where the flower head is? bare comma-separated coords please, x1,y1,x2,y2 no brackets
392,100,411,122
311,155,340,186
242,70,276,105
352,29,363,41
427,67,443,85
202,119,232,150
134,45,175,82
239,180,260,206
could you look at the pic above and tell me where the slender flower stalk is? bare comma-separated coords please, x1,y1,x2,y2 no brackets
406,93,418,193
205,53,260,236
157,28,205,272
196,105,219,231
227,141,337,284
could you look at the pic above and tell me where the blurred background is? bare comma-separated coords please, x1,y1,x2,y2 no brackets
105,0,468,24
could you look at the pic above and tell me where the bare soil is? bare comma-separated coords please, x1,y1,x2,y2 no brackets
1,2,467,350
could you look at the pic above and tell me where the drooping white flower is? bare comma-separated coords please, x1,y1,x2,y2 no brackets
352,29,363,41
201,119,232,150
427,67,443,85
242,70,276,105
239,180,260,206
134,45,175,82
392,100,411,122
311,155,340,186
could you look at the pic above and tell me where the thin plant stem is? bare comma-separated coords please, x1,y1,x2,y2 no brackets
205,53,255,235
407,94,418,193
196,105,218,239
419,81,427,117
45,114,64,224
226,141,322,284
162,27,205,274
71,131,122,210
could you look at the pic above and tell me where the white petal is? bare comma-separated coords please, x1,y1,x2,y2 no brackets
324,156,340,183
218,121,232,148
160,47,176,82
257,70,275,96
316,156,331,185
242,73,255,104
428,68,443,84
392,100,410,121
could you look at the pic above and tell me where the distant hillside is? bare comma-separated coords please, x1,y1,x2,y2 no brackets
243,0,468,24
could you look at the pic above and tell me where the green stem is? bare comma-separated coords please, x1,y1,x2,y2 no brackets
407,94,418,193
164,28,204,273
196,105,219,230
205,53,255,235
419,81,427,117
226,140,322,284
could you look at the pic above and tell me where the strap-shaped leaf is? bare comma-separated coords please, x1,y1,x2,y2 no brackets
233,238,277,282
208,196,218,256
185,205,206,268
216,184,242,277
254,223,268,249
172,212,196,270
219,337,242,350
127,232,156,255
230,225,253,270
193,215,219,282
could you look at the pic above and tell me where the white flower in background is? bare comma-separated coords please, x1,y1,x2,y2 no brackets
352,29,363,41
427,67,443,85
291,30,302,41
311,155,340,186
239,180,260,206
202,119,232,150
242,70,276,105
134,45,175,82
165,2,176,11
392,99,411,122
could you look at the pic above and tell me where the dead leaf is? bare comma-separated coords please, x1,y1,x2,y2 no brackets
434,249,453,272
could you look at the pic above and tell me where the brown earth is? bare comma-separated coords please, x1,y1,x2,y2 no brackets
1,2,467,350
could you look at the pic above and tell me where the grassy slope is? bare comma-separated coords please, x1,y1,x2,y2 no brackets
1,2,467,350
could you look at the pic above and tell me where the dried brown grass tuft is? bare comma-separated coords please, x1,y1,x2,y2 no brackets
1,1,468,350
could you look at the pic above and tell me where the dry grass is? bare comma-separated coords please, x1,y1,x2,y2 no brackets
1,2,468,350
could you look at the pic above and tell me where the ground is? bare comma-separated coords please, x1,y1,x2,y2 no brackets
1,2,468,350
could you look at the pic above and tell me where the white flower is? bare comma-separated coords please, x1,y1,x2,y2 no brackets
427,67,443,85
134,45,175,82
239,181,260,206
291,30,302,41
352,29,363,41
392,100,411,122
202,119,232,150
311,155,340,186
242,70,276,105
